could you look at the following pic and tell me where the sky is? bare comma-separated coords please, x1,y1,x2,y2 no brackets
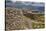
11,0,16,2
7,0,44,7
11,0,44,2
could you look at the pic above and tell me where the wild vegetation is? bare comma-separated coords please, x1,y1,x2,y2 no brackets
6,7,45,30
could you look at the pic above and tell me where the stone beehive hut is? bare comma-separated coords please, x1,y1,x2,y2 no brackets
6,8,32,30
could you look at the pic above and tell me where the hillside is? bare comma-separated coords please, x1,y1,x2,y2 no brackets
6,8,45,31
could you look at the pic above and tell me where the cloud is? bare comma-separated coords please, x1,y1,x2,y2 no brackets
22,2,31,5
32,3,44,7
11,0,16,2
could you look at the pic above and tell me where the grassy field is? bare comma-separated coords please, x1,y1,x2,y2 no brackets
32,14,45,29
24,14,45,29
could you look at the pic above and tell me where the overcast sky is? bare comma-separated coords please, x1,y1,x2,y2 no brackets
7,0,44,7
11,0,44,2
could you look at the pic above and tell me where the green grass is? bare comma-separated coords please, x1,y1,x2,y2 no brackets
32,22,45,29
29,14,45,29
